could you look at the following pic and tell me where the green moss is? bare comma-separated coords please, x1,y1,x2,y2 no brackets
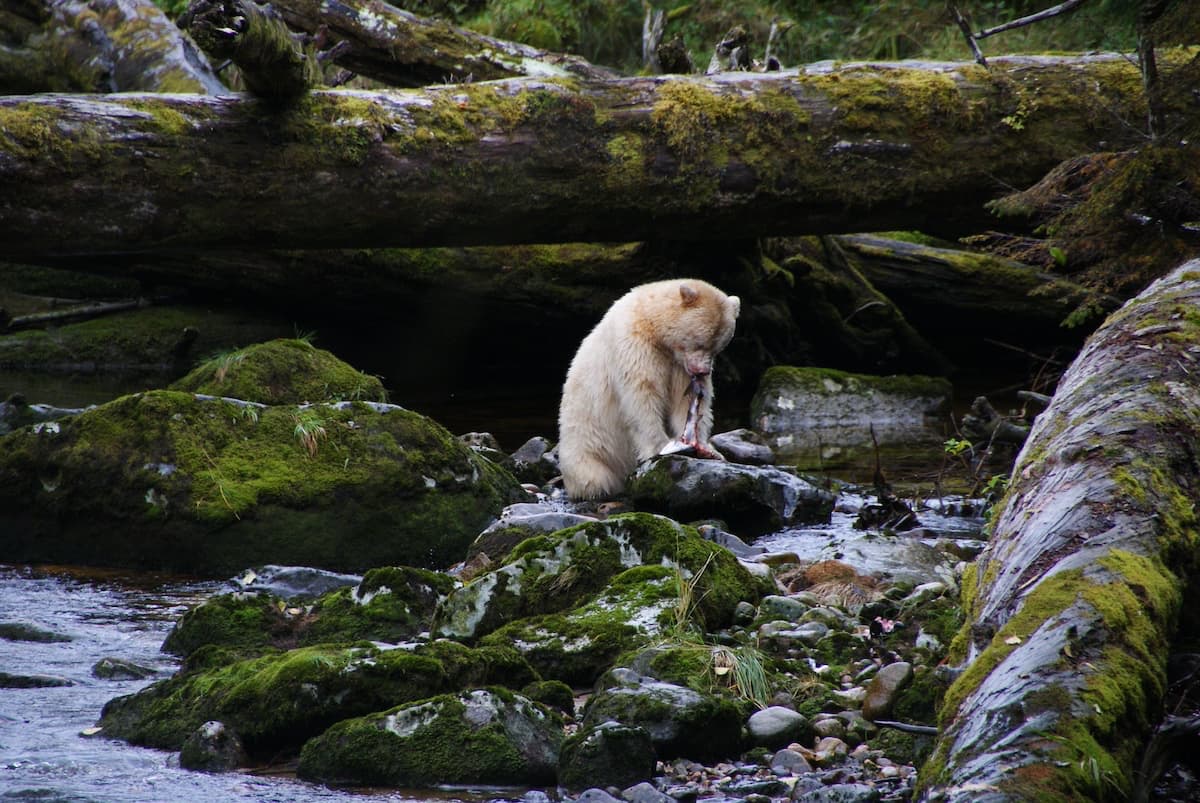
0,103,104,164
171,338,386,405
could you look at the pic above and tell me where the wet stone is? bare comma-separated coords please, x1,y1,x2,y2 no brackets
91,657,157,680
769,748,813,775
861,661,913,722
747,706,809,749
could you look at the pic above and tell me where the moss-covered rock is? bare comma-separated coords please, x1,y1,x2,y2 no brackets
581,670,746,762
162,566,457,658
296,688,562,787
750,366,952,471
98,641,537,756
479,564,680,686
0,390,525,574
169,338,386,405
433,513,770,641
558,720,656,792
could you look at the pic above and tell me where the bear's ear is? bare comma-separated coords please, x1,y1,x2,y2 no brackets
728,295,741,317
679,283,701,307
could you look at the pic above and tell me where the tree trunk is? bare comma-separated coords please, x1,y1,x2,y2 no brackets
917,259,1200,800
0,0,225,94
0,51,1191,259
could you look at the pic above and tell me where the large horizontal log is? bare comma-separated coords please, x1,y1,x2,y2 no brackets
0,52,1193,257
917,259,1200,800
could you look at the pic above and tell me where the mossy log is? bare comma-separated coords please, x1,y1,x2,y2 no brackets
0,52,1194,258
917,259,1200,800
270,0,618,87
835,233,1095,336
0,0,225,94
181,0,318,100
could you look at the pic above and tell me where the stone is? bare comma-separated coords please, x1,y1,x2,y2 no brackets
91,657,157,680
769,747,813,775
622,780,675,803
558,722,657,792
747,706,809,749
862,661,914,721
179,720,248,772
710,428,776,465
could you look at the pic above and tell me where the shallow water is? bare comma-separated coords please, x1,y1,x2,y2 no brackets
0,565,553,803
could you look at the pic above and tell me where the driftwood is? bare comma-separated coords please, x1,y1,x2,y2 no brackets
918,259,1200,800
0,0,224,94
1,51,1192,259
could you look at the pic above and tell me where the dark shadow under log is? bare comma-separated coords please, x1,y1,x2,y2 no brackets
918,259,1200,800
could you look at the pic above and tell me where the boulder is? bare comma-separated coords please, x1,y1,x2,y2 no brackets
750,366,951,470
179,720,248,772
627,456,835,536
296,688,561,787
581,669,745,762
0,390,525,574
747,705,809,748
433,513,769,641
558,721,657,792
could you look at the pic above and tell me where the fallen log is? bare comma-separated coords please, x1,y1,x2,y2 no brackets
917,259,1200,800
270,0,618,86
0,0,225,94
0,51,1193,258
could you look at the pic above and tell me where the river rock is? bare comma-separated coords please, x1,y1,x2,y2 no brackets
770,747,813,775
0,671,73,688
179,720,248,772
750,366,951,470
465,501,597,563
747,705,809,748
558,721,656,792
710,428,776,465
793,782,881,802
99,641,536,753
434,513,767,641
296,689,562,787
581,670,744,762
0,387,525,574
228,565,362,600
503,435,559,485
628,455,836,536
92,657,158,680
861,661,913,721
0,622,72,642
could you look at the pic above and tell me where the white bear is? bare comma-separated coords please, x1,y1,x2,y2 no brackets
557,279,740,500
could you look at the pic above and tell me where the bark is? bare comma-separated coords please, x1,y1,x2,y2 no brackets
918,259,1200,800
0,51,1191,259
0,0,225,94
271,0,618,87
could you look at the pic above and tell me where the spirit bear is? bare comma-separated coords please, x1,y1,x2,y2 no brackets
557,278,740,500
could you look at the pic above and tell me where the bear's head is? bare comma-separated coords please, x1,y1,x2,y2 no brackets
661,281,740,377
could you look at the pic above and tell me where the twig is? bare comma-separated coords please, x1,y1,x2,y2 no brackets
874,719,939,735
975,0,1090,40
949,5,987,67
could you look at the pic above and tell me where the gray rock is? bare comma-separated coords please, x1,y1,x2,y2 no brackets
467,501,597,562
560,722,656,793
811,716,846,739
759,595,808,622
504,436,560,485
0,671,72,688
91,657,157,680
179,720,248,772
575,790,625,803
696,523,764,557
770,747,813,775
747,706,809,748
0,622,72,642
629,456,835,536
622,780,674,803
792,782,881,802
710,428,776,465
733,600,757,625
752,367,950,471
862,661,913,721
229,565,362,601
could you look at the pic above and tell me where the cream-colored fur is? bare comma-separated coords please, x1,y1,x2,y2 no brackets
557,279,740,500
